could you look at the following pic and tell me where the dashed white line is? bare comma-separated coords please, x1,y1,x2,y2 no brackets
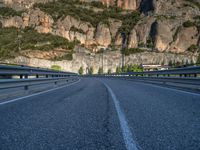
103,82,139,150
0,79,81,106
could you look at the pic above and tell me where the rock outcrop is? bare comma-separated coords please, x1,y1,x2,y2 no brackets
153,20,173,52
128,29,138,48
95,23,111,47
170,26,199,53
3,50,198,73
1,9,54,33
134,16,155,45
54,15,96,46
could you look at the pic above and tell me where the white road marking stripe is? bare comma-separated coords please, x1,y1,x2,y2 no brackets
103,82,139,150
0,79,81,106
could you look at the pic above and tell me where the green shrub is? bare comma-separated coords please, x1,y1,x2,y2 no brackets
51,65,61,71
187,44,199,52
0,7,23,17
98,67,103,74
107,69,112,74
88,67,94,75
78,66,84,75
183,21,195,28
116,66,122,74
127,64,143,72
122,64,128,73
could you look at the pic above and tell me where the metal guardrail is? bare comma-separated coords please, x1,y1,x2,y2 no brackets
0,65,77,78
94,66,200,77
89,66,200,91
0,65,78,90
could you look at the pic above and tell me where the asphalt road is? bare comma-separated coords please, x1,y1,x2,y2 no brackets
0,78,200,150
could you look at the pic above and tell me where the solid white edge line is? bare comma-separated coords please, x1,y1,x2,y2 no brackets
0,79,81,106
103,82,139,150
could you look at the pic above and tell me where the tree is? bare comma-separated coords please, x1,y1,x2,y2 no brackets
107,69,111,74
78,66,84,75
196,54,200,65
185,60,189,66
88,67,94,75
116,66,122,74
168,60,173,67
123,64,128,73
98,67,103,74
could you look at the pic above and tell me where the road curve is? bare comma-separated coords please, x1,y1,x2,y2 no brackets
0,78,199,150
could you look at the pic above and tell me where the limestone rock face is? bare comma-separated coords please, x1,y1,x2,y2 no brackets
101,0,115,7
100,0,141,10
1,16,23,28
4,51,198,74
170,27,199,53
95,23,111,46
108,19,122,39
54,15,95,45
117,0,139,10
1,9,53,33
128,29,138,48
115,34,122,46
153,0,200,20
153,20,173,52
134,16,155,45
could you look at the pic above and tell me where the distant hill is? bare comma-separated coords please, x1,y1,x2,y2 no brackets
0,0,199,73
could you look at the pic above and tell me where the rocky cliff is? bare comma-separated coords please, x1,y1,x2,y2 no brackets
0,0,200,73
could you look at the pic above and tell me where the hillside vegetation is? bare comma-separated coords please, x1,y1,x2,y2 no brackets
34,0,140,34
0,27,76,59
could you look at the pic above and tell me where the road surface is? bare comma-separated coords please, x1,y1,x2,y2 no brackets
0,78,200,150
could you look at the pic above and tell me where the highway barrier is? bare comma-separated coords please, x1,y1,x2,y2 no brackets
90,66,200,92
0,65,78,100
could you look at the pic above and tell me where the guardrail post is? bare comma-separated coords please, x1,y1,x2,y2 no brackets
194,74,197,77
20,75,23,79
25,75,28,79
46,75,48,78
36,74,39,78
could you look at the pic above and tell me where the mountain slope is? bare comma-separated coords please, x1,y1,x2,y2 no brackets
0,0,199,73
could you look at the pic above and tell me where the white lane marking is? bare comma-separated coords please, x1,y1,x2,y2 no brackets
103,82,139,150
0,79,81,106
